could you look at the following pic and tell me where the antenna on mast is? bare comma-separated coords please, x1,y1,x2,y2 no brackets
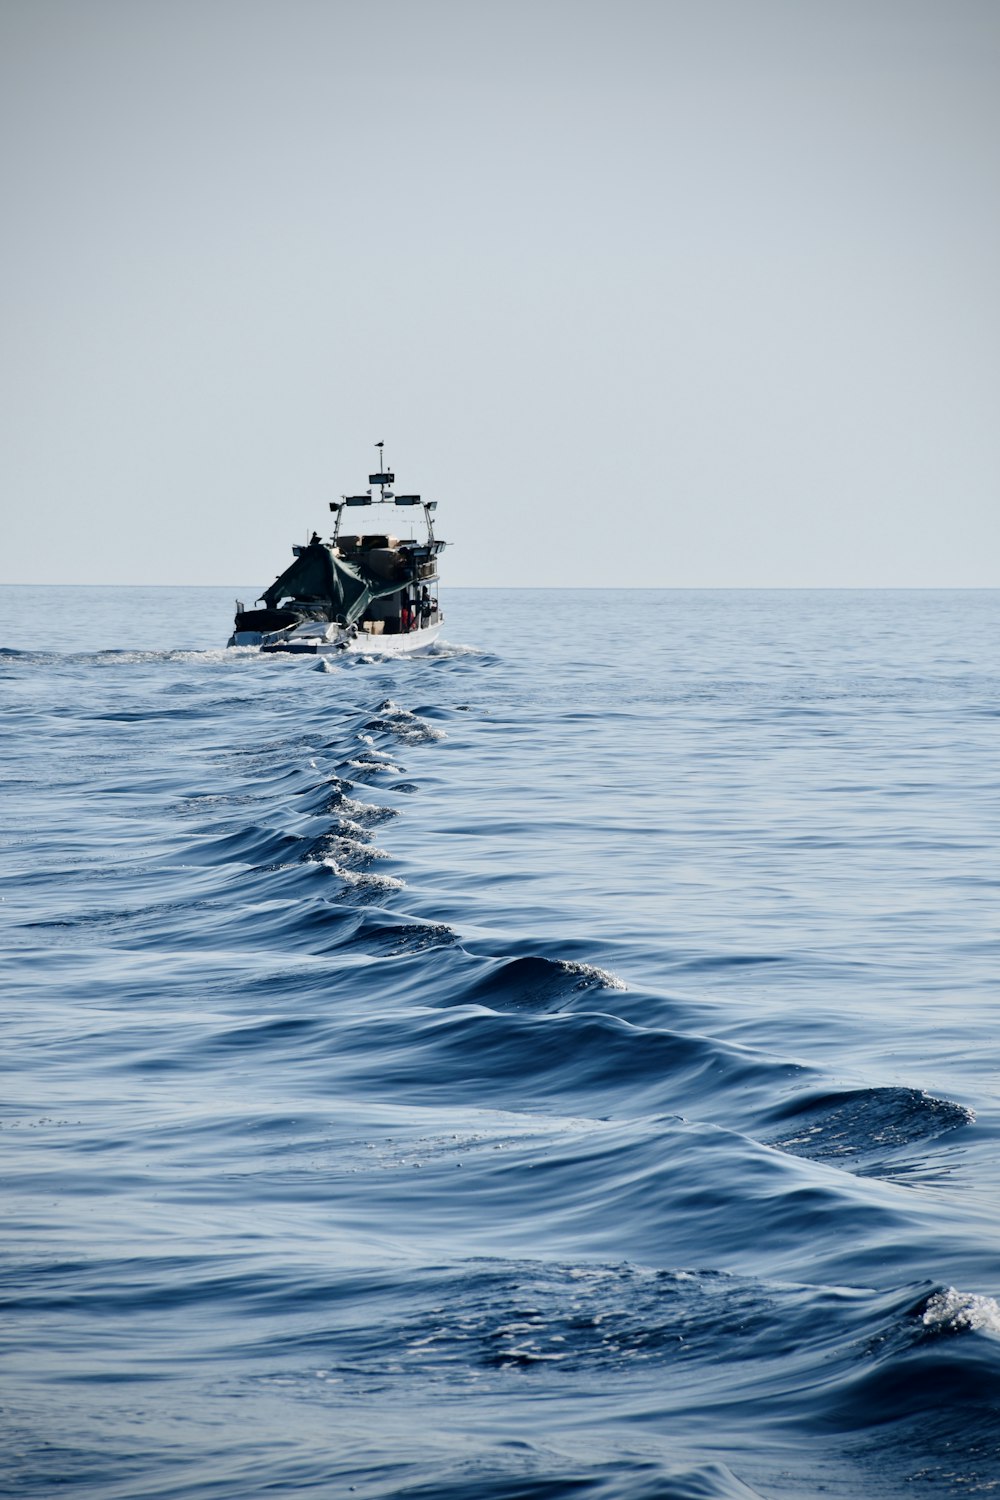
369,440,394,497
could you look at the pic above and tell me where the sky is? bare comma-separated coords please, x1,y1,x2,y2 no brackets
1,0,998,588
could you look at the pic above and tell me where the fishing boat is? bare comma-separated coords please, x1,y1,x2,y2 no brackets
228,445,446,656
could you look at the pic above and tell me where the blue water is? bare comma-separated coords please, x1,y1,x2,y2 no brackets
2,585,999,1499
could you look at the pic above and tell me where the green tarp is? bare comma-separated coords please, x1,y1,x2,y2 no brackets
261,545,404,627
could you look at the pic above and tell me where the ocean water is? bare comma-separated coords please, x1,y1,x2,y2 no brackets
2,584,999,1499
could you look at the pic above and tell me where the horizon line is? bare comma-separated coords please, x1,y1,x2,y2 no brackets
1,582,998,593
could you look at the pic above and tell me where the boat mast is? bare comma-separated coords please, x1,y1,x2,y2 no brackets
329,443,436,547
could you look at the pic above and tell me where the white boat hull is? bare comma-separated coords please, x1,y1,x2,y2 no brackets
338,622,442,656
230,620,442,657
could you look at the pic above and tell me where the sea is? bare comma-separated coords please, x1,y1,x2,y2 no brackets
2,584,999,1500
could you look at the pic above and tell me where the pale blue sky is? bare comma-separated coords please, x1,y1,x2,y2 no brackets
2,0,997,586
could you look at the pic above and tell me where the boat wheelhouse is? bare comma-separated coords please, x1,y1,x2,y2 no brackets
228,445,446,656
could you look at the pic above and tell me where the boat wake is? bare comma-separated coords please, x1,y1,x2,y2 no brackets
3,601,999,1500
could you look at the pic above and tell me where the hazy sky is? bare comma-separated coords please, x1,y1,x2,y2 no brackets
2,0,998,587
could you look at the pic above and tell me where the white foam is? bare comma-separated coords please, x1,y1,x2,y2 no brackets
340,796,382,817
423,641,485,657
320,836,382,859
333,818,369,838
339,795,397,824
321,859,405,891
372,700,446,742
922,1287,1000,1336
558,960,627,991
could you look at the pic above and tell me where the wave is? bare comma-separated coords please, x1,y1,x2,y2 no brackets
764,1086,975,1176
